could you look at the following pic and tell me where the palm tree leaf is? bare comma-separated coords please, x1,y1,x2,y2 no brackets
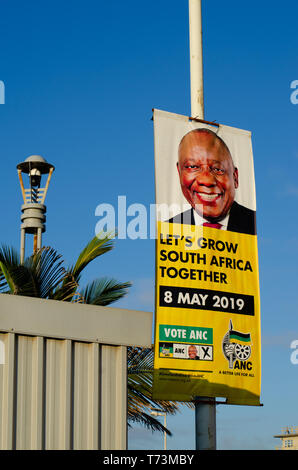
0,245,20,266
22,247,66,298
29,247,65,297
128,411,172,436
128,347,154,370
0,245,21,292
0,258,32,296
69,232,115,281
127,347,184,427
0,260,15,292
0,271,8,292
79,277,132,306
50,273,79,302
0,245,67,298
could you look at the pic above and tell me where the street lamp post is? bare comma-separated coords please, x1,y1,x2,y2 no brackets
150,408,167,450
17,155,55,263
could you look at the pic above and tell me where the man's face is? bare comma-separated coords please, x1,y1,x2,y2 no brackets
177,131,239,222
188,346,197,359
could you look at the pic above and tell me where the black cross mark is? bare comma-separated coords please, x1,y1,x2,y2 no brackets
201,346,211,359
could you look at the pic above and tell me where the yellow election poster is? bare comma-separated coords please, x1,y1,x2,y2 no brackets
152,109,261,405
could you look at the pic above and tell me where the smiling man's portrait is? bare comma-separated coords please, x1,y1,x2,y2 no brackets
168,128,256,235
188,345,199,360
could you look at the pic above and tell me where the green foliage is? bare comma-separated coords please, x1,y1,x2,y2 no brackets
128,347,179,435
0,245,65,297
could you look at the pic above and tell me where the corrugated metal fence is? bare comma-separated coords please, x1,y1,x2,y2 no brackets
0,295,152,450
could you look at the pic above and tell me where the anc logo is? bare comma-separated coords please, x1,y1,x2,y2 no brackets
222,320,252,370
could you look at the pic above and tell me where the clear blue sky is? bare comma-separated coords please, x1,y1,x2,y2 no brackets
0,0,298,450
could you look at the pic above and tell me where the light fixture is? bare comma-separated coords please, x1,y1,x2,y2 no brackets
17,155,55,263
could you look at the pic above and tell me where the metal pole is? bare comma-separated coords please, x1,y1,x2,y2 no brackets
20,228,25,264
17,170,26,203
33,233,38,253
164,413,167,450
189,0,204,119
37,228,42,251
189,0,217,450
195,397,216,449
40,167,54,204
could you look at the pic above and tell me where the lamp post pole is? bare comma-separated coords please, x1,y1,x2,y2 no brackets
150,409,167,450
188,0,217,450
17,155,55,263
189,0,204,119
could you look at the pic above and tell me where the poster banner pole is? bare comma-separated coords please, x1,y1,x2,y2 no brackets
189,0,217,450
189,0,204,120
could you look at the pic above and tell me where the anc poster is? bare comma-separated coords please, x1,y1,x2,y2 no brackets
152,109,261,405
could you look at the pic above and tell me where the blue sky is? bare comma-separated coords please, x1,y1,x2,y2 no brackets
0,0,298,450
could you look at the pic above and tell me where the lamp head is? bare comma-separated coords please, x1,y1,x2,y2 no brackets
17,155,55,205
17,155,55,176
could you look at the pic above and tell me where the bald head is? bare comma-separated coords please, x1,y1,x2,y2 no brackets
177,128,239,222
178,128,233,165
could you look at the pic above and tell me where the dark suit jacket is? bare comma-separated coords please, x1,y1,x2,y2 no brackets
167,201,256,235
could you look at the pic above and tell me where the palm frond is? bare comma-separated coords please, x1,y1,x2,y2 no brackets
0,245,21,293
0,245,67,298
127,347,182,431
0,249,35,296
25,247,66,298
128,346,154,370
79,277,132,305
0,272,7,292
128,411,172,436
69,232,115,281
